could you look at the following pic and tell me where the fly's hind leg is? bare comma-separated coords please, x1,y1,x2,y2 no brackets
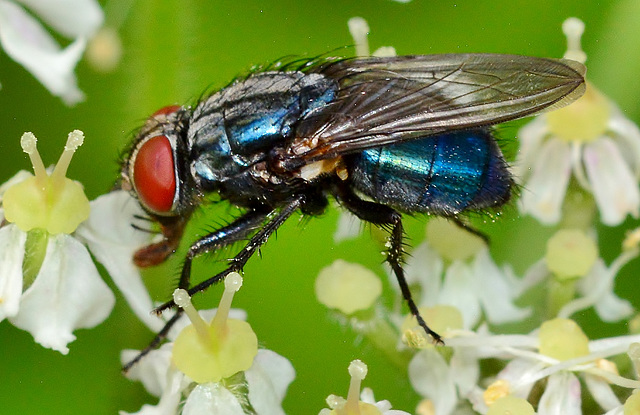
450,216,489,244
335,185,443,344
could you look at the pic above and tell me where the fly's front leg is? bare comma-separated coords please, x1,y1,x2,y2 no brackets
175,208,271,297
154,195,304,314
335,186,443,345
122,208,270,372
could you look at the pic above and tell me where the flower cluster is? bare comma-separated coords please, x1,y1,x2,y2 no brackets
516,18,640,226
3,9,640,415
0,131,161,353
313,16,640,415
121,273,295,415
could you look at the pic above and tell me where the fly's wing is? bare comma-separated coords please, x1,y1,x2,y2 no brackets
283,54,585,168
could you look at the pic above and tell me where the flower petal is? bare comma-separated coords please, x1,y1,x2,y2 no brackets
497,358,541,399
519,259,550,293
607,106,640,175
592,287,634,323
439,261,480,328
333,211,362,243
76,191,164,331
121,344,175,398
518,138,572,224
9,234,115,354
408,348,457,415
449,347,479,397
119,364,184,415
538,372,581,415
515,116,550,178
584,373,621,412
0,0,85,104
0,224,26,320
245,349,295,415
182,383,246,415
584,138,640,225
15,0,103,38
566,260,633,322
473,249,531,325
404,242,443,306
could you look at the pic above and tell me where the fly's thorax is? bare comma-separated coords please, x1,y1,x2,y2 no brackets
186,70,339,198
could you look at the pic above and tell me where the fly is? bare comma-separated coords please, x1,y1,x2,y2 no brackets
120,54,586,369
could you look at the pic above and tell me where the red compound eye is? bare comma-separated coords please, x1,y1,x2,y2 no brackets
132,135,177,214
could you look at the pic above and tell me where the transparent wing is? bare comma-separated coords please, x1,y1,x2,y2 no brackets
282,54,585,168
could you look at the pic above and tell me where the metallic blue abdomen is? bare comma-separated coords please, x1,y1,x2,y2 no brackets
348,129,511,215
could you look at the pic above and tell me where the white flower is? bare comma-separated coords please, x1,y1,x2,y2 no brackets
0,0,103,104
516,18,640,226
443,320,640,415
359,387,411,415
400,218,530,329
0,131,160,353
0,218,114,353
120,307,295,415
319,360,411,415
408,343,480,415
75,190,165,332
0,131,114,353
520,229,635,324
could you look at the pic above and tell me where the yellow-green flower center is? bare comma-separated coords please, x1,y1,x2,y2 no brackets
315,260,382,315
426,218,485,262
545,229,598,280
539,318,589,360
3,131,90,235
171,272,258,384
487,395,535,415
624,390,640,415
545,18,611,143
546,82,610,143
402,305,463,348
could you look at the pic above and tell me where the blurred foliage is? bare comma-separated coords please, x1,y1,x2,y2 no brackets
1,0,639,414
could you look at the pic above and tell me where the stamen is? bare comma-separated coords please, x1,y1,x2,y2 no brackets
173,289,211,346
211,272,243,333
51,130,84,185
348,17,370,57
346,360,368,414
562,17,587,63
545,229,598,279
20,132,46,184
170,271,257,384
484,380,510,406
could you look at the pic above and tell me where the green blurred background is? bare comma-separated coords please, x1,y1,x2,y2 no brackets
1,0,639,413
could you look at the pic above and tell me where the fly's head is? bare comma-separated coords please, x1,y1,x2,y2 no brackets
121,105,196,267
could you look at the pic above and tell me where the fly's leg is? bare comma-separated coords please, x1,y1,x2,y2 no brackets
175,208,271,296
122,312,182,373
154,195,304,314
122,208,271,372
450,216,489,244
335,185,443,344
